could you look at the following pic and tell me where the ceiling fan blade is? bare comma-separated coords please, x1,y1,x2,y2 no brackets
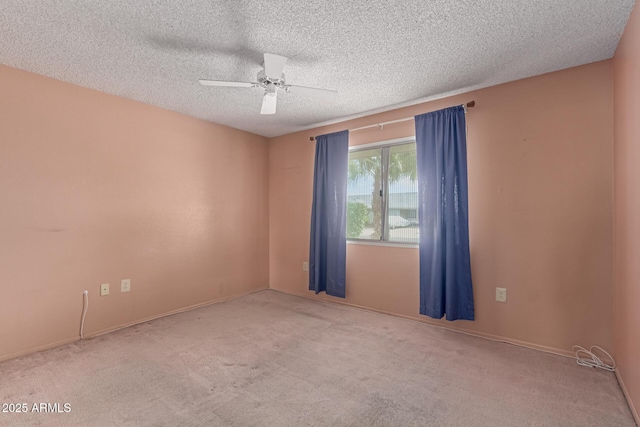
263,53,287,80
286,85,338,103
199,80,255,87
260,90,277,115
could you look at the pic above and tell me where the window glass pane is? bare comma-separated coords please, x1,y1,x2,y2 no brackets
387,143,418,243
347,148,382,240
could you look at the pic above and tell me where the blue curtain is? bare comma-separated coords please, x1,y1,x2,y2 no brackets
415,106,474,321
309,130,349,298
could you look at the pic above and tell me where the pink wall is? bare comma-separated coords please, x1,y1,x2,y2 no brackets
0,34,629,413
0,65,270,361
613,2,640,422
269,61,614,356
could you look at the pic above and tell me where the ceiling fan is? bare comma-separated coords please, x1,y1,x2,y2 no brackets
199,53,338,115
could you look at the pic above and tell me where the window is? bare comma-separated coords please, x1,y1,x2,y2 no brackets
347,139,418,244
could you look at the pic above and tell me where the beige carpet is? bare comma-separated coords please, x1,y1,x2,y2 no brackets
0,290,634,426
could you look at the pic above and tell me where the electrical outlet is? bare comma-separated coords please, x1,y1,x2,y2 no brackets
302,262,309,271
121,279,131,293
496,287,507,303
100,283,110,296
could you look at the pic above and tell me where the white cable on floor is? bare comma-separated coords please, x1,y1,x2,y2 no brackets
80,290,89,339
572,345,615,371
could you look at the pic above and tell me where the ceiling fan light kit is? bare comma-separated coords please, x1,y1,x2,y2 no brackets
199,52,338,115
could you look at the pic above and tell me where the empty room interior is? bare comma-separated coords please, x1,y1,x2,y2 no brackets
1,1,639,425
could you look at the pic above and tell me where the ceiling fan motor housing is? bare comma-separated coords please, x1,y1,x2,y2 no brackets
257,70,285,89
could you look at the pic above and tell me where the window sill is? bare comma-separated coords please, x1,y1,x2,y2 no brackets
347,240,418,249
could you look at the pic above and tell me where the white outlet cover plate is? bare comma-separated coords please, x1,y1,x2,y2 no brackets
121,279,131,293
303,262,309,271
100,283,109,296
496,287,507,303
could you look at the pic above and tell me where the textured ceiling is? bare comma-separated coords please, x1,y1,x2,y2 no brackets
0,1,635,137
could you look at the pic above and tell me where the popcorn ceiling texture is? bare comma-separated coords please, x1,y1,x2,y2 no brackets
0,0,635,137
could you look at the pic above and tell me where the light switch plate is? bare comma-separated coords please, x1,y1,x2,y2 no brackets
496,287,507,303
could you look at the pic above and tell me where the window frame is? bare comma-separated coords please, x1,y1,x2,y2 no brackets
347,136,418,247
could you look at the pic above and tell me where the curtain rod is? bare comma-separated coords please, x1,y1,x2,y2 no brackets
309,100,475,141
